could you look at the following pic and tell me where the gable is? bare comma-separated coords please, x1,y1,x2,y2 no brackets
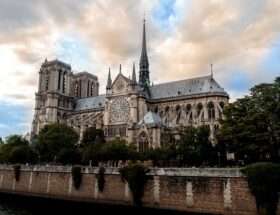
111,73,131,94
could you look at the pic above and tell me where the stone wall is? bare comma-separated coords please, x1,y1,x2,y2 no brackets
0,165,278,215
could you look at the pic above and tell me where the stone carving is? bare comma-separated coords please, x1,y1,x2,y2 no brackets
110,97,129,124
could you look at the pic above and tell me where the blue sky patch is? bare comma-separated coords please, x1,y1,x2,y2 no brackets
152,0,176,30
261,42,280,79
55,35,92,72
0,102,30,139
227,70,252,93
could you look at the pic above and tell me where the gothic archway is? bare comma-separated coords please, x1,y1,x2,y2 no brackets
138,132,149,153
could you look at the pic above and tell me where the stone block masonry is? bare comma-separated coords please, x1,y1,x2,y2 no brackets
0,165,278,215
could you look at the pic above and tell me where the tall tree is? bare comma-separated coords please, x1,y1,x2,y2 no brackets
36,123,79,162
218,77,280,163
0,135,37,164
81,127,105,146
177,126,217,166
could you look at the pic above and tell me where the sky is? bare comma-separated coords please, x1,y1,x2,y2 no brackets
0,0,280,138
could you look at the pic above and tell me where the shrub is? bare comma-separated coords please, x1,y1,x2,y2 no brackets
9,145,38,164
71,166,82,190
13,165,21,181
56,148,81,165
96,167,105,192
241,162,280,215
81,127,105,146
119,164,149,206
36,123,79,162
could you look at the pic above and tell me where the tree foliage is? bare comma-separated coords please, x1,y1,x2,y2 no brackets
177,126,217,166
242,163,280,215
9,145,38,164
56,147,81,165
36,123,79,162
96,166,105,192
13,165,21,181
81,127,105,146
82,138,136,164
0,135,37,164
218,77,280,164
72,166,82,190
119,164,149,206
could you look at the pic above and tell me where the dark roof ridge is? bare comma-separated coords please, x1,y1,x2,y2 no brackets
151,75,213,88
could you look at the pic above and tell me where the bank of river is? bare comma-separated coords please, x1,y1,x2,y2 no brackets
0,193,213,215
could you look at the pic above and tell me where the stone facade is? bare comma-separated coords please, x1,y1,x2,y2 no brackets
32,21,229,149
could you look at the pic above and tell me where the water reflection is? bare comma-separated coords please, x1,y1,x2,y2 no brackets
0,193,211,215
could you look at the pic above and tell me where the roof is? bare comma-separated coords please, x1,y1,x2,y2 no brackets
149,75,228,100
138,111,162,127
73,71,98,80
42,59,71,69
75,95,105,111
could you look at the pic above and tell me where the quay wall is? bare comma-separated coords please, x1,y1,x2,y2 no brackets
0,165,278,215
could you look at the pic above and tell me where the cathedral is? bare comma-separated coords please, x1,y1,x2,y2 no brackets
32,21,229,151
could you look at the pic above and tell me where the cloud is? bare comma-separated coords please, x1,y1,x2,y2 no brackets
0,0,280,136
155,0,280,84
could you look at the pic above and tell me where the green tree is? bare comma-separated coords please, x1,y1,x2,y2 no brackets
101,138,136,162
56,147,81,165
36,123,79,162
218,77,280,164
0,135,37,164
242,163,280,215
9,145,38,164
81,127,104,146
81,138,137,164
144,145,177,166
177,126,217,166
81,143,103,165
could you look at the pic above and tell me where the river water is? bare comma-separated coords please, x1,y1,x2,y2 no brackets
0,193,211,215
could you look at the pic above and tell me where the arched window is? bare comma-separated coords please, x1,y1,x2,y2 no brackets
164,106,170,124
176,105,181,124
219,102,224,109
58,70,62,90
138,132,149,152
79,80,82,97
186,104,192,121
208,102,215,120
87,80,90,97
91,82,95,96
45,73,49,91
219,102,225,118
154,106,158,113
74,81,79,97
197,103,203,117
62,72,66,93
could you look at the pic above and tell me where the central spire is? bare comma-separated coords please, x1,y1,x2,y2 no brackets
139,19,150,88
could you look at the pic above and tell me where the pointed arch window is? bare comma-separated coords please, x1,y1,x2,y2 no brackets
207,102,215,120
62,72,66,93
176,105,181,124
91,82,95,96
45,73,49,91
138,132,149,153
74,81,79,97
87,80,90,97
197,103,203,120
58,70,62,90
